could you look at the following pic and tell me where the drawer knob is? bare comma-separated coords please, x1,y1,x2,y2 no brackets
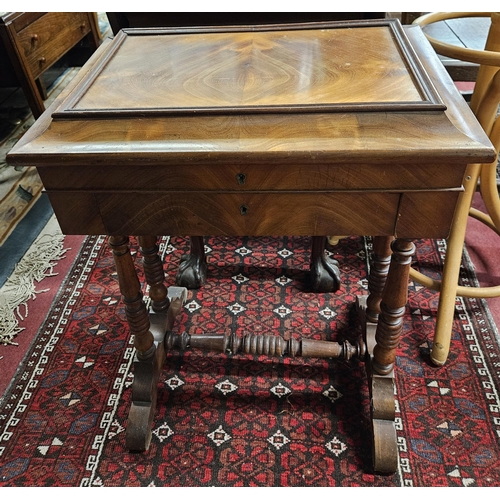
39,57,46,65
236,173,246,185
31,34,39,42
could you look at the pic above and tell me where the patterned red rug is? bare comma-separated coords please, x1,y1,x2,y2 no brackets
1,234,499,486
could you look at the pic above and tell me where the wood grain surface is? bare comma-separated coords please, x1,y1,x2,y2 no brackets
73,26,422,111
50,20,447,118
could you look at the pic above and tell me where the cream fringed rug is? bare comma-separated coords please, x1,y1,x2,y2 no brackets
0,215,67,347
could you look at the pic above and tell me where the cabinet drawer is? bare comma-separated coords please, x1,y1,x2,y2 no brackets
47,191,401,236
18,12,90,79
47,189,460,239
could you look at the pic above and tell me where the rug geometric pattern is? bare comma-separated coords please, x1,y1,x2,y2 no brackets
1,235,499,486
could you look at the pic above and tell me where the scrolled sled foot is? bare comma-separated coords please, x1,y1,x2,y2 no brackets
125,349,160,452
126,287,188,452
126,403,154,451
372,419,398,474
370,374,398,474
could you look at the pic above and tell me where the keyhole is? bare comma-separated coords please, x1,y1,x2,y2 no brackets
236,173,246,185
240,204,249,216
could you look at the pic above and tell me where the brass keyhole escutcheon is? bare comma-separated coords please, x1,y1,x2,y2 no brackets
240,204,249,216
236,173,246,185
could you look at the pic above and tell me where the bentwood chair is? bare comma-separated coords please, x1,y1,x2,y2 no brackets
411,12,500,366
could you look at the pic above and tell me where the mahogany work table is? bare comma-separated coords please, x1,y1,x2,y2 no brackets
7,20,496,474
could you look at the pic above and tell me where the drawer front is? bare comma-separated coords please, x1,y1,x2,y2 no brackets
10,13,45,32
48,191,401,236
18,12,90,78
47,190,460,239
39,161,466,192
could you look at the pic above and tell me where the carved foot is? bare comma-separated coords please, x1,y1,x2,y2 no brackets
310,236,341,292
370,375,398,474
126,287,188,451
126,342,163,451
356,295,398,474
175,236,207,289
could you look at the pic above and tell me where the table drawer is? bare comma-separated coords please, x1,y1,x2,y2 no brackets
17,12,90,79
46,190,459,239
39,161,466,192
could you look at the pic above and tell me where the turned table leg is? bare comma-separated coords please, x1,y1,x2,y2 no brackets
357,236,414,474
373,238,414,376
365,236,394,326
109,236,187,451
109,236,154,358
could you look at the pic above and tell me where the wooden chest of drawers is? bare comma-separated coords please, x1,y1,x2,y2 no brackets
0,12,101,118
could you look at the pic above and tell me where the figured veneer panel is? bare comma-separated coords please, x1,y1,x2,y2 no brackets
45,191,400,236
95,192,402,236
46,192,106,234
396,191,462,239
49,190,460,238
36,161,465,192
53,20,444,118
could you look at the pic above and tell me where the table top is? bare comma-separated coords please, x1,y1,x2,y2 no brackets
6,20,496,240
8,20,495,168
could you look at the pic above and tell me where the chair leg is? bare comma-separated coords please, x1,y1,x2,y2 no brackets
429,164,481,365
479,118,500,228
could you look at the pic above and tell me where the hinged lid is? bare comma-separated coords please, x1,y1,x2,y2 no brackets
7,20,496,168
52,19,446,119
